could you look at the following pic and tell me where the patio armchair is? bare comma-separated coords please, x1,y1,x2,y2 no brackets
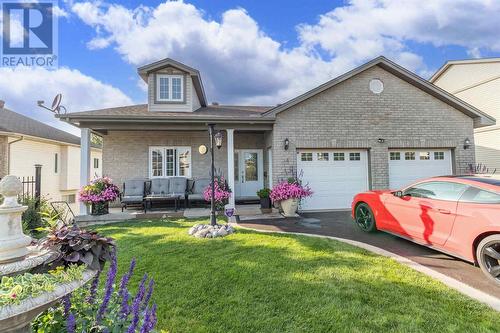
186,178,210,208
120,179,147,212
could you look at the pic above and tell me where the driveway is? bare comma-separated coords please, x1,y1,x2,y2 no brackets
238,211,500,299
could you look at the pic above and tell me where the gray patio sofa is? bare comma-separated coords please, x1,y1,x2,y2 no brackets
145,177,188,212
120,179,147,212
186,178,210,208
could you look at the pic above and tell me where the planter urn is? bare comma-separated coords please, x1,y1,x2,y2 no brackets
0,176,31,263
280,198,299,217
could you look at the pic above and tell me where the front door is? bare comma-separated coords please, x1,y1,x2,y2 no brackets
234,149,264,198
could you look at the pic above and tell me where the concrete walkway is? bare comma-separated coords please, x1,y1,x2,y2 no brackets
238,211,500,300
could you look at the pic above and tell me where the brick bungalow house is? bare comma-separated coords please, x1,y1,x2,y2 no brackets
58,56,495,214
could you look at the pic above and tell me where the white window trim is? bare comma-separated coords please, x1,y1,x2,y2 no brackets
149,146,191,178
156,74,184,102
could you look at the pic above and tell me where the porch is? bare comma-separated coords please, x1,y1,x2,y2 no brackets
78,122,274,216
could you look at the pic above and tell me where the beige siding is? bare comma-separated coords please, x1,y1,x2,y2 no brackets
0,135,8,178
147,66,200,112
8,138,102,214
272,65,475,188
433,62,500,93
433,61,500,173
9,139,63,202
475,129,500,172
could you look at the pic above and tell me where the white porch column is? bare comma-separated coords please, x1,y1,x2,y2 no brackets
79,128,91,215
226,129,236,210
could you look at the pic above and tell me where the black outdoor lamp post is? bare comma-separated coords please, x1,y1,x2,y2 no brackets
208,124,223,226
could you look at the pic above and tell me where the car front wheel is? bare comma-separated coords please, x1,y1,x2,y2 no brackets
476,234,500,285
354,203,377,233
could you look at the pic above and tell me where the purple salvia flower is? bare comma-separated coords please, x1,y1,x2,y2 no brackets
120,286,130,319
66,312,76,333
119,258,136,297
96,247,117,324
87,270,101,304
149,303,158,332
139,305,151,333
127,273,148,333
62,294,71,317
142,279,154,310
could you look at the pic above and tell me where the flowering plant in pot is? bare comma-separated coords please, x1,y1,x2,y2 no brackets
203,176,232,212
270,178,312,217
78,177,120,215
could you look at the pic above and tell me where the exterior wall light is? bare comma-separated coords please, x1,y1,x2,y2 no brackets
464,138,471,150
377,138,385,144
284,138,289,150
214,131,223,149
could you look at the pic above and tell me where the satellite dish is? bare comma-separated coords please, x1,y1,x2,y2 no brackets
51,93,62,111
37,93,67,114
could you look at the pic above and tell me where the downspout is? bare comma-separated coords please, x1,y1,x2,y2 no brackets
7,136,24,174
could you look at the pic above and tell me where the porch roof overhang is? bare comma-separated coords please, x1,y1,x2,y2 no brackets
57,112,275,134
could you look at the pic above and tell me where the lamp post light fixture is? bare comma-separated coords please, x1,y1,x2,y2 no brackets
464,138,471,150
208,124,223,226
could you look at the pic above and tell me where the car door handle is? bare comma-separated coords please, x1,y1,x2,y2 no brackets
438,209,451,214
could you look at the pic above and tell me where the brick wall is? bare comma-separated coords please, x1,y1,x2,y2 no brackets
102,130,266,191
0,135,8,178
272,65,475,188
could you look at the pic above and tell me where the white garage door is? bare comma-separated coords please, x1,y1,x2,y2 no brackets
389,149,452,189
297,150,369,210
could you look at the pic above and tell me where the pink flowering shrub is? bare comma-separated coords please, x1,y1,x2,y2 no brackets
270,179,313,203
203,176,232,211
79,177,120,204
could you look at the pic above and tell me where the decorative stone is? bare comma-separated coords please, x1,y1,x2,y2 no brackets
0,176,23,208
0,175,31,263
188,223,235,238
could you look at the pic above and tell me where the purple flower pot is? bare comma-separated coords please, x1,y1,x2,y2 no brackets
91,202,109,216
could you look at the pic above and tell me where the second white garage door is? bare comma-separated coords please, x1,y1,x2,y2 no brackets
297,150,369,210
389,149,453,189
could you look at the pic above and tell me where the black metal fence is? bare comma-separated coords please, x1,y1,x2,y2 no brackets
0,164,42,203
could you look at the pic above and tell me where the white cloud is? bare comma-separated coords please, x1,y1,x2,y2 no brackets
71,0,500,105
0,67,133,135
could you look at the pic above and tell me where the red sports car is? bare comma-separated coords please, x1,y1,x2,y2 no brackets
352,176,500,284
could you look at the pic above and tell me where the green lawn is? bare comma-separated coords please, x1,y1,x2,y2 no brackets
95,219,499,333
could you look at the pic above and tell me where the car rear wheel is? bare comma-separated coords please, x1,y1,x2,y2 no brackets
354,203,377,233
476,234,500,285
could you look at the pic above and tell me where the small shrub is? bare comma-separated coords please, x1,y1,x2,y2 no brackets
256,188,271,198
42,224,115,271
21,196,57,237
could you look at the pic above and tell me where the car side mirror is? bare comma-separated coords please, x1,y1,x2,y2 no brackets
393,190,404,198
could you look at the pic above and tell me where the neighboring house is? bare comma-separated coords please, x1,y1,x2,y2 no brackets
0,103,102,213
58,56,495,213
431,58,500,173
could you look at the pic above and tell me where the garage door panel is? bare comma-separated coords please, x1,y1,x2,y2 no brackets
389,149,452,189
297,150,369,210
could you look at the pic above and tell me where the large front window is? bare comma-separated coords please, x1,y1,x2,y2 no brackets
149,147,191,178
156,75,184,102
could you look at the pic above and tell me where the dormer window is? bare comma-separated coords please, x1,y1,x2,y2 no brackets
156,74,184,102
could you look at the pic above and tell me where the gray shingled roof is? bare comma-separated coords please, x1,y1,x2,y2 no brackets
0,107,83,145
61,104,273,120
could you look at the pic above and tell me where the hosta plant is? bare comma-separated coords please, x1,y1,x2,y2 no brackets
0,265,85,306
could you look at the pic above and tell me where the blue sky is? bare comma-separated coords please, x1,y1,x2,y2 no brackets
1,0,500,134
